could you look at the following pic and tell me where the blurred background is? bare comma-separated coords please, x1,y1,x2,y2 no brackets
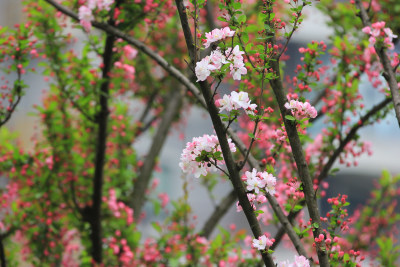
1,0,399,262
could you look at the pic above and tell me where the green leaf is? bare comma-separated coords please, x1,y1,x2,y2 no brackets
238,15,247,24
285,115,295,121
241,32,249,44
293,205,303,212
233,2,241,9
248,133,256,139
313,222,319,229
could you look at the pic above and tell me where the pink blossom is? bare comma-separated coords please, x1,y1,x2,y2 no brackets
216,91,257,114
179,134,236,178
277,255,310,267
123,45,138,60
252,235,273,250
78,5,93,32
195,56,214,81
204,27,235,48
158,193,169,208
97,0,114,11
285,99,317,120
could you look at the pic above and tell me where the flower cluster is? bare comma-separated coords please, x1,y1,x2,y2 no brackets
195,45,247,81
284,100,317,120
236,169,276,213
244,168,276,195
362,21,397,50
215,91,257,115
203,27,235,48
277,255,310,267
78,0,115,32
179,134,236,178
106,188,134,225
252,235,274,250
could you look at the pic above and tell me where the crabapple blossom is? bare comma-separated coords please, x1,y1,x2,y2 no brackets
204,27,235,48
277,255,310,267
362,21,397,50
260,171,277,195
252,235,273,250
243,168,277,195
284,99,317,120
179,134,236,178
230,61,248,81
245,169,265,194
78,5,93,32
216,94,234,113
209,49,228,69
195,45,247,81
123,45,138,60
226,45,247,80
97,0,114,11
195,56,214,81
215,91,257,115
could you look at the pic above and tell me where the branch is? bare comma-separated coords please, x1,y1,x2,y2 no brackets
268,29,330,267
89,0,122,260
355,0,400,128
0,237,5,267
130,87,183,220
175,1,275,266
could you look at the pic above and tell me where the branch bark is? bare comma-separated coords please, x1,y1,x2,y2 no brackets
90,27,115,265
174,1,275,265
130,87,183,221
355,0,400,128
269,48,330,267
0,237,5,267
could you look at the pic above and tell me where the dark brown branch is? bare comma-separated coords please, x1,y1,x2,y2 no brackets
269,52,330,267
355,0,400,127
89,0,122,259
175,1,274,266
0,237,5,267
130,87,183,220
200,79,275,267
90,34,113,265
